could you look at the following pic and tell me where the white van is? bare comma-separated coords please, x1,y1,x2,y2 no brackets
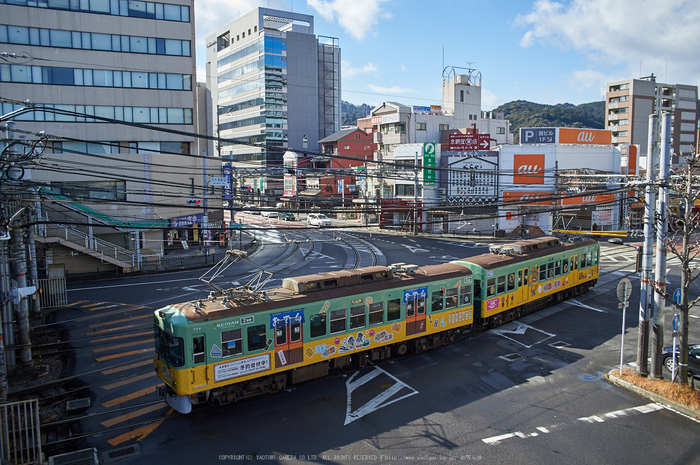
261,208,278,218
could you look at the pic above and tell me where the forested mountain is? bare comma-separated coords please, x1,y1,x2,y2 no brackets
492,100,605,143
341,101,373,126
341,99,606,141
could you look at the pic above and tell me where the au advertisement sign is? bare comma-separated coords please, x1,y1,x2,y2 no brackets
558,128,612,145
513,154,545,184
503,191,554,206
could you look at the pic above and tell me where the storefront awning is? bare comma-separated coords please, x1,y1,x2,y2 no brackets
299,189,321,196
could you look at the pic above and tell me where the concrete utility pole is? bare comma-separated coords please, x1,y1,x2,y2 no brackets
413,151,419,235
11,217,32,364
637,113,657,375
650,112,670,379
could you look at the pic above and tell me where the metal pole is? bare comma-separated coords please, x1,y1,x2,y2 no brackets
620,281,629,376
414,151,419,235
650,112,670,379
637,113,657,376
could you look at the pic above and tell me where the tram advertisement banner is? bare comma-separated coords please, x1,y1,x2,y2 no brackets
403,287,428,303
270,309,305,328
214,353,271,382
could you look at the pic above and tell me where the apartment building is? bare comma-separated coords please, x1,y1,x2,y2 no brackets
605,75,698,167
0,0,210,274
206,7,341,202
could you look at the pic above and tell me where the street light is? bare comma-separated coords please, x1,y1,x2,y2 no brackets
607,238,642,273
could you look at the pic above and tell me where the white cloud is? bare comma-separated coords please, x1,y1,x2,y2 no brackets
343,60,379,77
307,0,392,40
480,88,500,109
516,0,700,86
567,69,613,101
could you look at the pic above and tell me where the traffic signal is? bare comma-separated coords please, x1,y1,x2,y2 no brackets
187,199,201,205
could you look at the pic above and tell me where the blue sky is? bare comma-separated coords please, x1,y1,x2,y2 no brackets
195,0,700,110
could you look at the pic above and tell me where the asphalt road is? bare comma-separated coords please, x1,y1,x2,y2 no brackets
55,231,700,465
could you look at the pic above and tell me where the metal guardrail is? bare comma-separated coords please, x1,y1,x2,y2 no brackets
0,399,42,465
38,223,137,266
37,278,68,309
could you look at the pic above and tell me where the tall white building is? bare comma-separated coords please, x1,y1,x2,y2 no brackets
605,75,698,167
206,7,341,202
1,0,209,274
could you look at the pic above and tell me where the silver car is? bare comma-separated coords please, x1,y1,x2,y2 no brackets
307,213,332,227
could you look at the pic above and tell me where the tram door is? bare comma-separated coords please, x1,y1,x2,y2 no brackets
518,267,530,303
406,295,427,336
571,255,579,285
191,334,206,387
273,313,304,369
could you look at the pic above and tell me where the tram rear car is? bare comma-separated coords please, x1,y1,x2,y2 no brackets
153,263,475,414
453,237,599,327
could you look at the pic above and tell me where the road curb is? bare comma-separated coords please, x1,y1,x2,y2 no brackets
606,369,700,421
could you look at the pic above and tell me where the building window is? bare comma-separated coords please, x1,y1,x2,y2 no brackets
468,115,473,120
439,124,449,131
343,145,350,150
416,122,426,131
1,102,193,124
460,90,464,102
620,95,629,102
364,145,371,150
395,184,422,197
2,0,190,22
0,25,191,57
217,32,229,51
496,127,505,134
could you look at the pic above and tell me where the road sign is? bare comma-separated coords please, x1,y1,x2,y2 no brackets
616,278,632,303
672,314,680,331
210,176,227,186
673,288,681,304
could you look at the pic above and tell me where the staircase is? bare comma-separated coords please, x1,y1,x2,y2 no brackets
35,221,137,271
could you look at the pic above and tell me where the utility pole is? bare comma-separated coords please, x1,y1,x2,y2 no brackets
637,113,657,376
650,112,670,378
414,151,419,235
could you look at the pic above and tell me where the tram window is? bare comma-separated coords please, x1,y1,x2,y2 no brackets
350,305,366,329
387,299,401,321
445,288,458,309
547,262,554,278
461,285,472,305
310,313,326,338
571,257,577,270
517,270,523,287
221,329,242,357
193,336,204,364
474,279,482,298
555,260,561,276
586,253,592,267
406,301,415,317
291,322,301,343
432,290,444,311
523,268,529,285
507,273,516,291
330,309,347,333
580,255,586,269
417,298,425,315
275,326,286,345
594,250,599,265
247,324,267,351
539,264,547,282
563,260,569,273
369,302,384,325
497,276,506,294
486,278,496,297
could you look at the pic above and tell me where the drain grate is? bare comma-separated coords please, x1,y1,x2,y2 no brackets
48,447,99,465
104,444,141,463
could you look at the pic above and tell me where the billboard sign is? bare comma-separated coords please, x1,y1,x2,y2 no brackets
371,113,400,125
423,142,436,186
448,133,490,151
520,127,556,144
502,191,554,206
513,154,546,184
558,128,612,145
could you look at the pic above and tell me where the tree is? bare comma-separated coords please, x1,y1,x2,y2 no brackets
657,150,700,385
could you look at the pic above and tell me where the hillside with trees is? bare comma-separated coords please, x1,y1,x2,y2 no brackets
341,100,605,141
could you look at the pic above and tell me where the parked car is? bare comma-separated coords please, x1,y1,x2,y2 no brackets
243,204,259,214
280,212,296,221
307,213,332,227
662,343,700,377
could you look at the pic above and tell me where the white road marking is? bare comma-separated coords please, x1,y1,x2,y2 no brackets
482,402,664,445
401,244,429,253
344,365,418,426
491,323,555,348
568,299,606,313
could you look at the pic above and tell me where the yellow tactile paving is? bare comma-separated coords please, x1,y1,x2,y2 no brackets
102,372,156,390
88,314,151,329
101,359,153,375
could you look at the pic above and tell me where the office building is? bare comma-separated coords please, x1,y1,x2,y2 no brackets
605,75,698,167
206,7,341,202
1,0,209,274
